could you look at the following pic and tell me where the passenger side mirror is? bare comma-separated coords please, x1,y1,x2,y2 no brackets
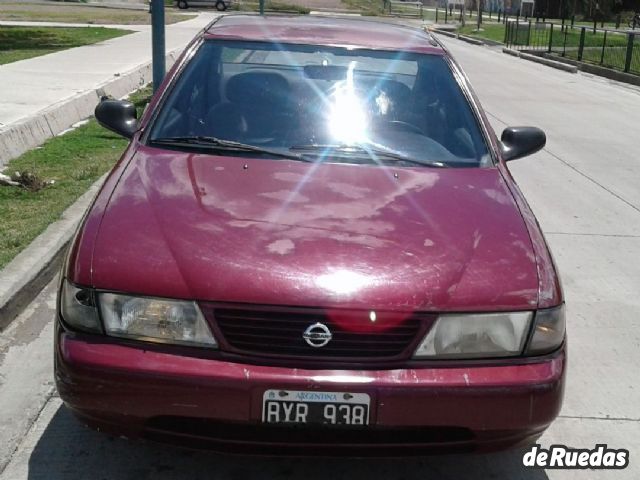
500,127,546,162
95,97,138,139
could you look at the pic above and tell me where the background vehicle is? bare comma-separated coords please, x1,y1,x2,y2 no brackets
176,0,231,11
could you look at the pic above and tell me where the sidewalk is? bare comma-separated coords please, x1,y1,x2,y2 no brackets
0,11,219,167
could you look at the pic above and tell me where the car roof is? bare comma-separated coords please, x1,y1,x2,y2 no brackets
203,15,444,54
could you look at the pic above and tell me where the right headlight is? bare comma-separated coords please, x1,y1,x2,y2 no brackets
60,279,102,333
99,293,217,347
59,278,217,348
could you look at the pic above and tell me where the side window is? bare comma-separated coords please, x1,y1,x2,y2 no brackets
414,57,485,160
152,44,221,138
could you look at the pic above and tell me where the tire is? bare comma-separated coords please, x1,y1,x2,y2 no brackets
177,0,189,9
215,1,228,10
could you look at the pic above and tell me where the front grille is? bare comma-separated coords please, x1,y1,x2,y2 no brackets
209,306,428,360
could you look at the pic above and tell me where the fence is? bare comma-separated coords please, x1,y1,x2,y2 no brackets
505,20,640,75
387,0,423,17
504,20,555,51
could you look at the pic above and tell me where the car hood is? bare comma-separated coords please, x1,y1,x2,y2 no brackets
91,147,539,311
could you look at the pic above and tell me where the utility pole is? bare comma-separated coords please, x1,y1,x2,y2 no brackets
461,0,466,26
260,0,265,14
151,0,166,92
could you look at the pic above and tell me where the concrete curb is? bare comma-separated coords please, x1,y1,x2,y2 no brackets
502,47,520,57
431,29,498,47
0,49,179,169
519,51,578,73
458,34,483,46
481,38,504,47
542,53,640,87
0,175,107,331
431,29,458,39
501,47,578,73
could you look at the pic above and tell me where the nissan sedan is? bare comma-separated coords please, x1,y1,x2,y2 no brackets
55,15,566,455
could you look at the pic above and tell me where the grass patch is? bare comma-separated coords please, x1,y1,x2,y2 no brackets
0,86,153,270
457,20,639,74
457,24,507,43
0,3,195,25
0,26,132,65
341,0,384,16
560,30,635,71
457,22,630,47
231,1,310,14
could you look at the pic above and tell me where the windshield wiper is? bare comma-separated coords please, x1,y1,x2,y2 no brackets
151,136,312,162
289,144,448,168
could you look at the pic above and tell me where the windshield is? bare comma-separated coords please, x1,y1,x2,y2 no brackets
148,40,492,167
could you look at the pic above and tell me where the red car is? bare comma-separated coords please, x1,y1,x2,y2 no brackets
55,15,566,455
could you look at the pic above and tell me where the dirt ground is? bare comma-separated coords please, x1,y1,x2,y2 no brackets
287,0,347,10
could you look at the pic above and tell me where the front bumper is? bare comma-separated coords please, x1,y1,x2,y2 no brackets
55,331,565,455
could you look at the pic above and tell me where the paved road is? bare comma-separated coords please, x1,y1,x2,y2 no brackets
1,33,640,479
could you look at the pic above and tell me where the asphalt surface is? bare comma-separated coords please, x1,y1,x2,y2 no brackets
1,34,639,479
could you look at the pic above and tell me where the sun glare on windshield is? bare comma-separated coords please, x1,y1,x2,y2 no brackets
327,62,369,145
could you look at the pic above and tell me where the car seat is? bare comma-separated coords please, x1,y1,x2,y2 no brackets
208,72,295,144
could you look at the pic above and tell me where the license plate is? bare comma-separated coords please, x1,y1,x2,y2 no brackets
262,389,370,426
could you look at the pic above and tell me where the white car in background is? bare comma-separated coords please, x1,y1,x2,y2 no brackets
176,0,231,10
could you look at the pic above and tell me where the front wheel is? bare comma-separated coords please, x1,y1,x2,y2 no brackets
215,0,228,10
177,0,189,9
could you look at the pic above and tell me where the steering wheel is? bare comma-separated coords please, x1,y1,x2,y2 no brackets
384,120,424,135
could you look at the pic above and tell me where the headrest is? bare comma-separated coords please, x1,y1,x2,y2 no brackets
375,79,411,103
226,72,290,106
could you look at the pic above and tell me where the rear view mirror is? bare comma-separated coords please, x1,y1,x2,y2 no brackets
304,65,348,81
95,97,138,138
500,127,546,162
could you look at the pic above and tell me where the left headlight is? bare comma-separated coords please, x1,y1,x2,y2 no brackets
413,311,533,359
99,293,217,347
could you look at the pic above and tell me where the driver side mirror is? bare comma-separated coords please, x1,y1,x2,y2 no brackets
500,126,546,162
95,97,138,139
